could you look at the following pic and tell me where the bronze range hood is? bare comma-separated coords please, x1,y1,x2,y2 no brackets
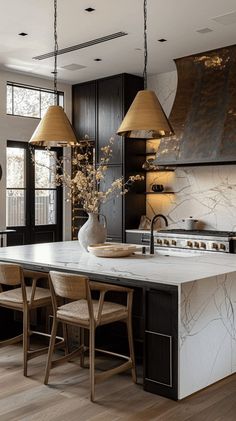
154,44,236,166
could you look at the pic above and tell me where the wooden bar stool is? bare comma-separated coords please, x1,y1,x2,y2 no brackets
0,263,64,376
44,271,136,401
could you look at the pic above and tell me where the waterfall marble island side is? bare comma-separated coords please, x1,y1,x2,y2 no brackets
0,241,236,400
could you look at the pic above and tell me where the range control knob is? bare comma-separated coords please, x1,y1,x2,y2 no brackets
212,243,218,250
156,239,162,245
187,241,193,248
219,243,226,251
163,239,169,246
200,242,206,249
194,241,199,248
171,240,177,246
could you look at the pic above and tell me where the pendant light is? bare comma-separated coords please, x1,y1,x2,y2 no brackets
117,0,174,139
29,0,77,147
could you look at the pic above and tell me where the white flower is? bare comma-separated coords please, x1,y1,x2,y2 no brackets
35,137,143,214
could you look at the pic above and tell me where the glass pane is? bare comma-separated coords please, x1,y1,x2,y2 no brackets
7,147,25,188
41,91,55,117
35,150,57,188
6,189,26,226
13,86,40,117
35,190,56,225
7,84,13,114
59,93,64,107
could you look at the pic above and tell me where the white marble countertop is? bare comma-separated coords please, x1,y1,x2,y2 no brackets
0,241,236,287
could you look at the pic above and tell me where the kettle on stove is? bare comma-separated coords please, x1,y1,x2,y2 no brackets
182,216,198,230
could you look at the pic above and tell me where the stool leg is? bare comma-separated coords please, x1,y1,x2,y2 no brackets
23,306,30,377
44,317,58,385
80,327,85,368
89,324,95,402
127,318,137,383
62,323,69,355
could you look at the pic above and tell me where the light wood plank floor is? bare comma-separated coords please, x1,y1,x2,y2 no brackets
0,345,236,421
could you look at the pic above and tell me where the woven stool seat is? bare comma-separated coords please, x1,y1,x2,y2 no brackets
0,286,51,306
57,299,127,325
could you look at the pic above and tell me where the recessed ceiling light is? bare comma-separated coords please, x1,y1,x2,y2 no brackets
94,58,102,61
158,38,167,43
85,7,95,12
196,27,213,34
18,32,28,36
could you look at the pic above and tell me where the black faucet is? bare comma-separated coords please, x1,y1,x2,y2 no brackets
150,214,168,254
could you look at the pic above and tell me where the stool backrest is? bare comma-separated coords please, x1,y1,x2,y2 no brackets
49,271,89,300
0,263,23,286
49,271,94,322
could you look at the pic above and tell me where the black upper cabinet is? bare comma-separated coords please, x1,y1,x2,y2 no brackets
99,166,123,240
72,81,96,141
72,74,146,242
97,76,123,164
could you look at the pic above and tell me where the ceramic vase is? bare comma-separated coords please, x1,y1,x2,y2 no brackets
78,213,107,252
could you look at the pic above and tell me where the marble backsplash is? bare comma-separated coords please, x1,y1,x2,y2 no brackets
147,71,236,231
146,165,236,231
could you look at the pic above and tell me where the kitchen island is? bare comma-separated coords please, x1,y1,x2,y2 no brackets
0,241,236,400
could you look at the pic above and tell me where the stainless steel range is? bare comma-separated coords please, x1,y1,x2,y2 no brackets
153,230,236,254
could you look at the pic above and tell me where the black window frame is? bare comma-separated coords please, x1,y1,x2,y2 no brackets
6,81,64,119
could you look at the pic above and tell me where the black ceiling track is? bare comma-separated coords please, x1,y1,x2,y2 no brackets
33,31,128,60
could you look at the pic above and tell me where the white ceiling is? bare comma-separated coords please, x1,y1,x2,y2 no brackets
0,0,236,84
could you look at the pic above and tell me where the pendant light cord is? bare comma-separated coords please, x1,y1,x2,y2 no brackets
54,0,58,105
143,0,148,89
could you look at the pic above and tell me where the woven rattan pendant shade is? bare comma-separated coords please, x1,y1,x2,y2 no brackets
29,106,77,147
117,90,174,139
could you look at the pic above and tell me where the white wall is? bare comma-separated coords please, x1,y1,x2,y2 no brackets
0,70,72,239
147,71,236,231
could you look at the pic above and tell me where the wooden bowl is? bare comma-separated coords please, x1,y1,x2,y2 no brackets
87,243,139,258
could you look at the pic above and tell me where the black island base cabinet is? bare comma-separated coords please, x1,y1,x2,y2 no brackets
144,286,178,400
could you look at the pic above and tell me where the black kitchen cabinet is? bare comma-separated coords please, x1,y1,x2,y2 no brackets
144,287,178,400
100,166,123,241
72,73,146,242
72,81,96,141
97,76,123,164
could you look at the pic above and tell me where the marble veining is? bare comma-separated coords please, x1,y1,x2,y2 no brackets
180,272,236,398
148,71,177,117
147,166,236,231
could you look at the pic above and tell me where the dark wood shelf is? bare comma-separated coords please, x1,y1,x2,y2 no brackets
144,191,175,194
145,168,175,172
137,152,157,156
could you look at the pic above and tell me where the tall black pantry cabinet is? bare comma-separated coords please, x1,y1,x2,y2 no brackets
72,73,146,242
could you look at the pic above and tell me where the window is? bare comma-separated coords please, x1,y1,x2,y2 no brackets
6,82,64,118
